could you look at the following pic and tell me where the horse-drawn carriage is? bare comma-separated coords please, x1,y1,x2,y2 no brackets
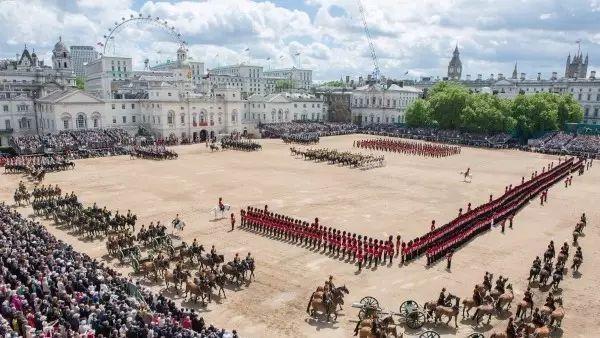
352,296,427,330
151,235,172,252
118,245,141,263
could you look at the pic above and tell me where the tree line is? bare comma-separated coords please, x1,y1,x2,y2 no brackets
405,82,583,139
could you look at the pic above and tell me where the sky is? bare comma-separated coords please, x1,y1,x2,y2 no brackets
1,0,599,82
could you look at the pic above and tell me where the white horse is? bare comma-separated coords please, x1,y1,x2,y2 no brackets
172,219,186,234
209,204,231,220
460,171,473,183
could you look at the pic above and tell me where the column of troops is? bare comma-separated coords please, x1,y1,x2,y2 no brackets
241,206,404,270
403,156,588,266
354,138,461,158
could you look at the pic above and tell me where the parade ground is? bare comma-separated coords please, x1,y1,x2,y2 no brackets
1,134,598,338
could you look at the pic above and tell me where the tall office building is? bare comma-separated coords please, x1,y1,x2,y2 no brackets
70,46,98,78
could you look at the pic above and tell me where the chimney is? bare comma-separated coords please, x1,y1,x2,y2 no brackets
466,74,471,81
498,73,504,80
477,74,482,81
345,75,350,83
590,71,596,79
520,73,526,80
551,72,557,80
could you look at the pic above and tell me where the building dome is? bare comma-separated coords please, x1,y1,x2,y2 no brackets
53,37,68,54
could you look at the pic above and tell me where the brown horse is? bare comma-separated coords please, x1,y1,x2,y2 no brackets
184,280,212,304
433,296,461,328
356,316,399,338
306,285,349,322
541,298,565,328
515,297,534,319
462,285,486,318
164,269,191,291
495,284,514,311
473,295,495,325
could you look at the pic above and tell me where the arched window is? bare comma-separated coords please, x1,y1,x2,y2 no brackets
64,62,67,68
76,114,86,129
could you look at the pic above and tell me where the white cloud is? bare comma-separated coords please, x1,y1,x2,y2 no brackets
0,0,598,81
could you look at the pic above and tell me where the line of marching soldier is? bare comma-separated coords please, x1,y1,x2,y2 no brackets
240,206,402,271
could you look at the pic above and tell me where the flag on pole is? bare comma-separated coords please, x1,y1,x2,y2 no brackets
266,57,271,61
404,71,409,75
279,55,284,59
294,52,301,56
244,48,250,52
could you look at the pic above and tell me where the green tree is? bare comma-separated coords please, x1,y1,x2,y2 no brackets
510,93,559,139
461,93,516,133
405,99,433,127
427,82,469,129
556,94,584,128
75,77,85,90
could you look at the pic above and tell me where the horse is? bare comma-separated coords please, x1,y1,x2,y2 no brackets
460,171,472,183
433,295,461,328
472,295,495,325
495,284,514,311
209,144,220,152
462,285,486,318
172,219,186,234
164,269,191,291
222,262,245,285
184,280,212,304
199,254,224,273
356,315,399,338
515,297,534,320
541,298,564,328
209,204,231,220
306,285,349,322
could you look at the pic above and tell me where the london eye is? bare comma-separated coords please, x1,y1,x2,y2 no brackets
98,13,187,57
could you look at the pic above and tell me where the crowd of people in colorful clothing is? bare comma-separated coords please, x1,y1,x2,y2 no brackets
10,129,135,156
353,138,461,158
0,203,235,338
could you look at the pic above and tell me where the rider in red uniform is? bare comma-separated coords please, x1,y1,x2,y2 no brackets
218,197,225,211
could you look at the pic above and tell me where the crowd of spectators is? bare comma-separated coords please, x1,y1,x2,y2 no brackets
10,129,135,156
260,122,357,139
527,132,600,158
0,203,235,337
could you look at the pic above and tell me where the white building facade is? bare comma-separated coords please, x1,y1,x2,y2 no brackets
350,84,422,124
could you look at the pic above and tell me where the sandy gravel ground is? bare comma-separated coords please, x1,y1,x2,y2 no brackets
1,134,598,338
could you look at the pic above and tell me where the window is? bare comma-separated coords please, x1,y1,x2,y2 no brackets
112,117,117,124
131,103,135,109
93,118,98,128
168,92,172,97
63,119,69,130
5,120,11,129
122,116,126,123
132,116,136,123
180,115,185,124
17,105,28,112
2,105,7,112
77,115,85,129
588,94,592,101
121,104,125,109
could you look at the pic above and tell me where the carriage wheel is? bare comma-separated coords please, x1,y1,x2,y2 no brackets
419,331,440,338
467,333,485,338
360,296,380,309
406,310,426,329
399,300,420,317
